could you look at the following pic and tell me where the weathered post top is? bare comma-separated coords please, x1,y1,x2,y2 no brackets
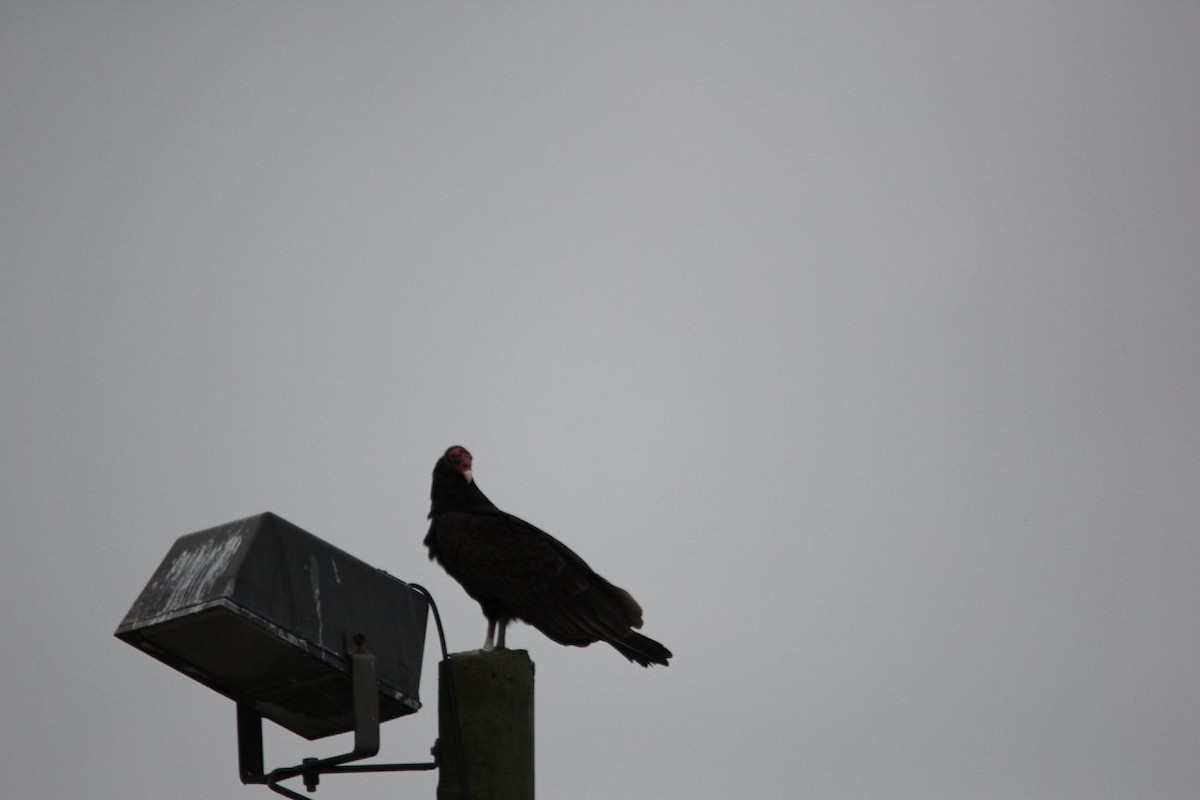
437,649,535,800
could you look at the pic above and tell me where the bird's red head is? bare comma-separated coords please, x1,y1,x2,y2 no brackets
443,446,473,482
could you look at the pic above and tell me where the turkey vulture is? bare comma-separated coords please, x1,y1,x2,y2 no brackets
424,446,671,667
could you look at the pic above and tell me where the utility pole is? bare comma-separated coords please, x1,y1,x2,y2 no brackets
436,649,535,800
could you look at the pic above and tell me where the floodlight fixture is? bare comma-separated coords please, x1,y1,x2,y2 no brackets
115,512,439,797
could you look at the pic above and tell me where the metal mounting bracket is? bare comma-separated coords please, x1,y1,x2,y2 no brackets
237,633,436,799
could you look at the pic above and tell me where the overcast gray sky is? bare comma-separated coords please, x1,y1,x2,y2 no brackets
3,3,1199,799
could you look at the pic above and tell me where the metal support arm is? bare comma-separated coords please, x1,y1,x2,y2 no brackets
237,634,436,799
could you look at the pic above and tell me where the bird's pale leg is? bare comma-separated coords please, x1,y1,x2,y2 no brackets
483,618,496,651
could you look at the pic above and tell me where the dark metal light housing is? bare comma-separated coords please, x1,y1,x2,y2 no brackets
115,512,428,740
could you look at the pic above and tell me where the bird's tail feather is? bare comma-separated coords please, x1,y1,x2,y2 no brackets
608,632,672,667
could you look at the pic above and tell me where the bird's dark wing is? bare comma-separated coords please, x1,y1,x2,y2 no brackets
429,510,645,646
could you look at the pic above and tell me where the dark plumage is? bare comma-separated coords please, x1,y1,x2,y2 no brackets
424,446,671,667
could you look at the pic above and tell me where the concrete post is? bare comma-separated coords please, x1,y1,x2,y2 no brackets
437,649,535,800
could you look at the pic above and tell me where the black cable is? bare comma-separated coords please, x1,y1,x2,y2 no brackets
408,583,469,799
409,583,449,661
